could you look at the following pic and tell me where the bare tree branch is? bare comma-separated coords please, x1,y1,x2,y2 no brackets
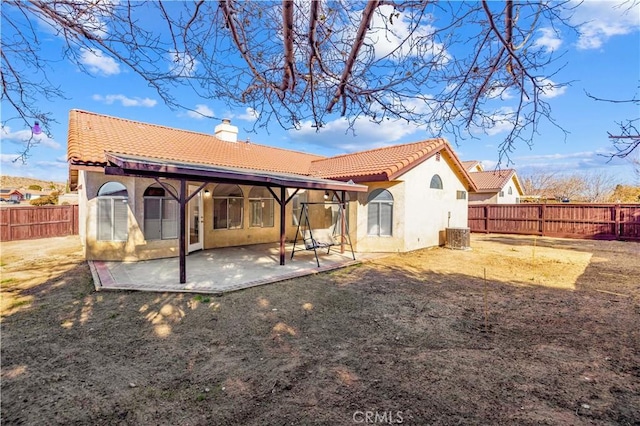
1,0,601,163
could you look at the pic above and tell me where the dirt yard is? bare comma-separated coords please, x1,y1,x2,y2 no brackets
1,234,639,425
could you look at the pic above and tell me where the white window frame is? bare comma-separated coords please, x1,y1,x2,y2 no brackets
213,184,244,230
249,187,274,228
143,185,178,240
97,182,128,242
367,189,393,237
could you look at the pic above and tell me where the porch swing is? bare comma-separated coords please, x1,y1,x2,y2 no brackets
291,200,355,267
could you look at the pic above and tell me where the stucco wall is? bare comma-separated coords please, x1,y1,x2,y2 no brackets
352,155,469,253
498,178,521,204
80,171,351,260
352,181,405,253
401,155,469,251
469,192,498,204
82,171,181,261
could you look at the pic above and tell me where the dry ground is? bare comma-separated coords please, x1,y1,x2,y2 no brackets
1,234,639,425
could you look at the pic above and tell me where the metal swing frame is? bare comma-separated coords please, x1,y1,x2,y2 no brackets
291,200,355,267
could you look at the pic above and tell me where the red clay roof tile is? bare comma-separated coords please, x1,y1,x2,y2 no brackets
68,110,477,190
469,169,517,191
310,138,447,181
67,109,324,175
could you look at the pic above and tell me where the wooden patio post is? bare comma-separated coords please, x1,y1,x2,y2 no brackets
340,190,346,254
280,186,286,265
179,179,187,284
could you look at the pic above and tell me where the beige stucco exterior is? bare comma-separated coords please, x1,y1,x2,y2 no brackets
78,151,471,260
352,154,469,253
78,170,346,261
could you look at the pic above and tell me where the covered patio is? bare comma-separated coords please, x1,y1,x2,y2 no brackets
102,152,368,285
89,243,383,294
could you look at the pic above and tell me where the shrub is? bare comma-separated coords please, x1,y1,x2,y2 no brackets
30,191,60,206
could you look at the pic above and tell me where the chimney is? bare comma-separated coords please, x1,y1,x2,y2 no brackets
214,118,238,142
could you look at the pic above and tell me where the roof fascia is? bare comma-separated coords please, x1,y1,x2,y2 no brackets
105,153,368,192
388,144,478,191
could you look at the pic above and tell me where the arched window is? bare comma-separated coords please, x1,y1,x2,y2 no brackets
97,182,128,241
249,187,274,228
367,189,393,236
143,184,178,240
213,184,243,229
508,186,513,195
430,174,443,189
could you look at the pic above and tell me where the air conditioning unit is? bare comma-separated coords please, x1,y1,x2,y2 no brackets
445,227,471,250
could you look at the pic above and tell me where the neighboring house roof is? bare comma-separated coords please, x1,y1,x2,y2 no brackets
469,169,524,195
0,188,23,195
67,109,324,175
309,139,478,190
67,109,477,191
461,160,483,172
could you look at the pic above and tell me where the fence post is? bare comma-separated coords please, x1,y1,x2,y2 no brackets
484,205,489,233
615,204,621,240
6,208,11,241
540,204,546,236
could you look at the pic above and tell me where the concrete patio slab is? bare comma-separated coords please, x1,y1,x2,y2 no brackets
89,243,384,294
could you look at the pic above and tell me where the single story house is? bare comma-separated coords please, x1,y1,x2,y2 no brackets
68,110,477,282
0,189,24,202
461,161,524,204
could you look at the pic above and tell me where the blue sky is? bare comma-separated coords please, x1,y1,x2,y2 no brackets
1,1,639,185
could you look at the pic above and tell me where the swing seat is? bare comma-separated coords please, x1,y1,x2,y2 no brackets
303,227,337,249
291,201,355,267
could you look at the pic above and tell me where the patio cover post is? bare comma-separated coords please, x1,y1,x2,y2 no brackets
179,179,187,283
341,190,346,254
280,186,286,265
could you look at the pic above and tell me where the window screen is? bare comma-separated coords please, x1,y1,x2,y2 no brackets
367,189,393,236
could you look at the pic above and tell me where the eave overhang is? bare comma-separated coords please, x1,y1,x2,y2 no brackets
103,152,369,193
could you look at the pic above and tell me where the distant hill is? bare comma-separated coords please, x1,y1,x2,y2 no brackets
0,175,66,192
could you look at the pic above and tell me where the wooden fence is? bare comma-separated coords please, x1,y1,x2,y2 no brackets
0,205,79,242
468,204,640,241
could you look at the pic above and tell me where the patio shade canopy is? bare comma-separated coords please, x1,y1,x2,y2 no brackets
102,152,367,284
104,152,369,193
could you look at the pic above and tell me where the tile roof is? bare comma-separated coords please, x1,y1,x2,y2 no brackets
68,110,477,190
67,109,324,175
309,139,473,184
469,169,518,192
461,160,482,172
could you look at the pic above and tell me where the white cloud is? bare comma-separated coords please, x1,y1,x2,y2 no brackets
1,125,61,149
187,104,214,119
470,107,516,136
367,5,450,63
92,94,157,107
1,153,21,163
537,78,567,99
288,115,423,152
570,1,640,50
533,27,563,53
79,48,120,75
480,159,498,170
168,50,198,77
517,151,595,161
35,1,112,40
236,107,260,122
